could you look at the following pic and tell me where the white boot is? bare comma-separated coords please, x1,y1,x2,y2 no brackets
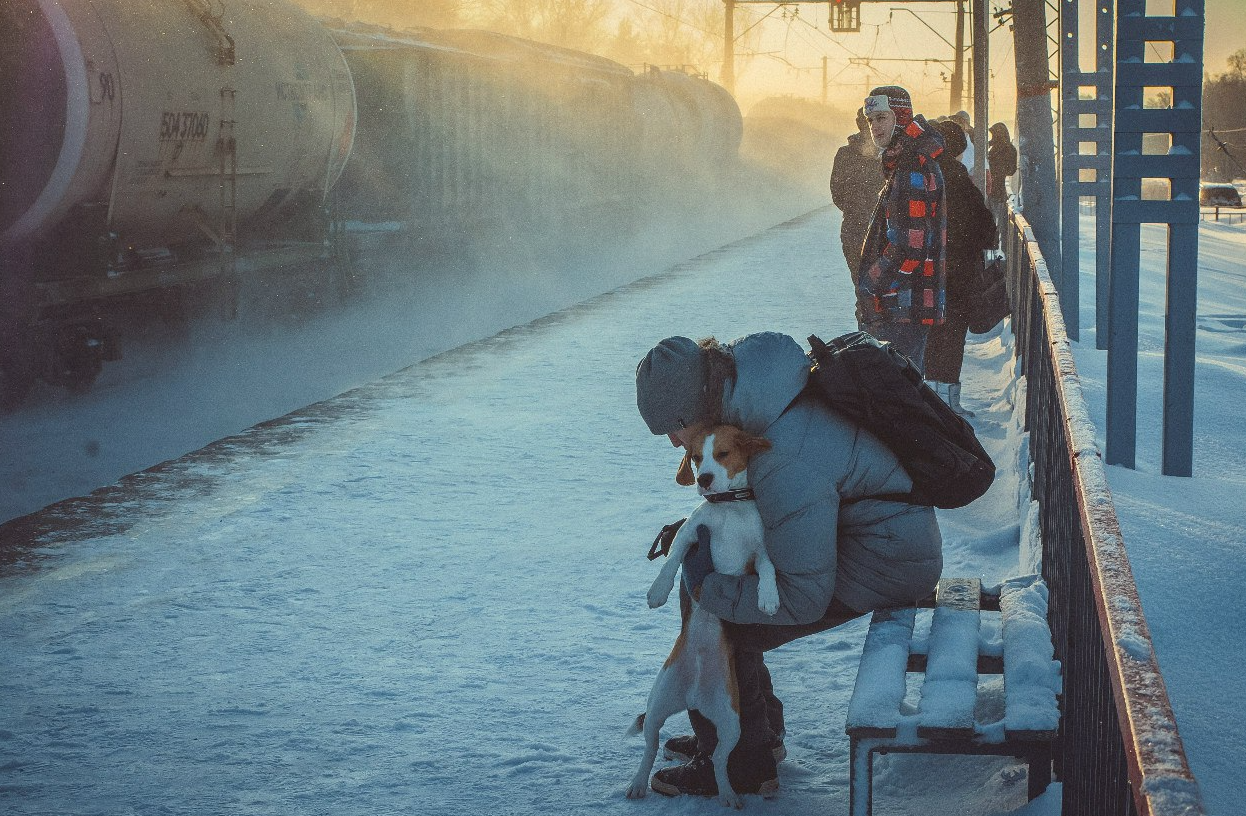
948,383,974,417
927,380,947,399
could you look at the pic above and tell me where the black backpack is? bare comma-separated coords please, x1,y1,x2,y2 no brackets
805,332,995,509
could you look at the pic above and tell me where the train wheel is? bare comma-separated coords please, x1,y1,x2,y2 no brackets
51,325,104,393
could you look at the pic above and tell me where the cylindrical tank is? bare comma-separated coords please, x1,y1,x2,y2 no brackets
0,0,356,247
632,68,743,172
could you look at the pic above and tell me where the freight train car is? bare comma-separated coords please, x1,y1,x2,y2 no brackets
0,0,744,409
326,22,744,267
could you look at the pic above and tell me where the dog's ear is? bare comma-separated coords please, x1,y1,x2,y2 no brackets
676,450,695,486
741,432,773,459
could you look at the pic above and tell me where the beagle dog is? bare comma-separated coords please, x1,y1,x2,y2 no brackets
626,424,779,808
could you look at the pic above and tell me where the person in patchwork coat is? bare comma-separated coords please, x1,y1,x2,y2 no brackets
857,85,948,373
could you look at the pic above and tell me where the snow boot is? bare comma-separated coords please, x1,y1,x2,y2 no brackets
650,755,779,799
663,733,787,764
948,383,975,417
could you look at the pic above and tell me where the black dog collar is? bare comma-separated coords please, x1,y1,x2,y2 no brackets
704,488,755,503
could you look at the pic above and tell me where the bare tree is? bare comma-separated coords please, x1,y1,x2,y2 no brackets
1227,47,1246,78
605,0,760,77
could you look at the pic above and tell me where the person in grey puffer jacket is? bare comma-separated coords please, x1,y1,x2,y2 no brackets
634,332,942,799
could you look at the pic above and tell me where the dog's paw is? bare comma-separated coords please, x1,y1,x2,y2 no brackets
757,585,780,616
718,791,744,809
647,577,674,608
625,780,649,799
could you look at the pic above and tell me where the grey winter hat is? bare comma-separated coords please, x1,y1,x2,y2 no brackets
635,336,710,435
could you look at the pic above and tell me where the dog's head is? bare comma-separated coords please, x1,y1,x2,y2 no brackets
676,424,773,495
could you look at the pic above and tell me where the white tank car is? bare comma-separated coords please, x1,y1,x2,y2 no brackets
0,0,356,248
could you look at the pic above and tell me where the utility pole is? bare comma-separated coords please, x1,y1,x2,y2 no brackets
951,0,964,112
822,56,829,104
722,0,735,93
970,0,987,190
1013,0,1060,277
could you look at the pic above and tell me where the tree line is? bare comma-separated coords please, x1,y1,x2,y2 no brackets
1203,49,1246,182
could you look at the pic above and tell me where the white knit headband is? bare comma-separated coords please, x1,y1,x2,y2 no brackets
863,94,893,115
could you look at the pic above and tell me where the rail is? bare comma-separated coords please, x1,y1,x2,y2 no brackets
1002,207,1206,816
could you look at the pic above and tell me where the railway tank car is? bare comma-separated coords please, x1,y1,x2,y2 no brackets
1,0,356,403
0,1,746,409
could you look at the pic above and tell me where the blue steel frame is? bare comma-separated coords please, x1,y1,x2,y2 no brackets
1104,0,1203,474
1059,0,1115,346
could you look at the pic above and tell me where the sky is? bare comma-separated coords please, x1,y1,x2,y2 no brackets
687,0,1243,124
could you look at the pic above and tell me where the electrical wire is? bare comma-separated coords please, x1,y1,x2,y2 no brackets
1207,128,1246,176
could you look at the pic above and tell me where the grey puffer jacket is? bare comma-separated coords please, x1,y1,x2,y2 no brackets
698,332,943,625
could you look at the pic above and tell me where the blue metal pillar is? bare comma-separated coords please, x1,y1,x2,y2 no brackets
1106,0,1203,474
1095,0,1114,350
1060,0,1116,345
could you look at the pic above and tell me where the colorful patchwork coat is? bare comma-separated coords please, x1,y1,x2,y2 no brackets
857,115,948,326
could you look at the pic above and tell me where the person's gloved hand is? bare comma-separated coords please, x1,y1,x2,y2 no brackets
681,524,714,600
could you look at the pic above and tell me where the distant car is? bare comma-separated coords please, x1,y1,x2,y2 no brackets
1200,182,1243,207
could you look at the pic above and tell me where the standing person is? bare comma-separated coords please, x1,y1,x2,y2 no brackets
986,122,1019,209
951,110,977,178
858,85,947,373
830,108,883,298
634,333,943,799
925,120,998,416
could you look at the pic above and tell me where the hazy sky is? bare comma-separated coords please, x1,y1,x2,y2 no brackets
698,0,1243,122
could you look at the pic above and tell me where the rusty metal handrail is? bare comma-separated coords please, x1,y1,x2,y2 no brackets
1003,207,1206,816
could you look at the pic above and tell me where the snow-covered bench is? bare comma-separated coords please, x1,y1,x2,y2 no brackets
845,576,1061,816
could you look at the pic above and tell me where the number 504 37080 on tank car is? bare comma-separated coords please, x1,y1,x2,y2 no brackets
0,0,743,409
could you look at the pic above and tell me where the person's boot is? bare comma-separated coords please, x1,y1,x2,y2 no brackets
650,746,779,799
663,732,787,764
927,380,947,400
948,382,975,417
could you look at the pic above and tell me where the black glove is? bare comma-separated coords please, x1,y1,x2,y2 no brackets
647,518,686,560
680,524,714,598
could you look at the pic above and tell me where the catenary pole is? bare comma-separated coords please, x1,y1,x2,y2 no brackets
1013,0,1061,284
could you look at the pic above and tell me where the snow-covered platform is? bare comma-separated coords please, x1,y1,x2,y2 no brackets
0,210,1046,816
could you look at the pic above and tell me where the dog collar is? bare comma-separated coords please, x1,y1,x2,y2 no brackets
704,488,755,503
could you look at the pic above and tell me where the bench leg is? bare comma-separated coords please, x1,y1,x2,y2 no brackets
849,736,876,816
1027,745,1052,800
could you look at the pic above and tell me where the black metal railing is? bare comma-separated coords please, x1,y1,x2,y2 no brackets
1003,208,1206,816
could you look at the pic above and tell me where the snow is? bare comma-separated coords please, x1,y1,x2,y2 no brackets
0,203,1239,816
919,605,980,733
845,608,916,735
999,579,1061,735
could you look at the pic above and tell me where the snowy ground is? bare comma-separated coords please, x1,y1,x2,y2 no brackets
0,210,1063,816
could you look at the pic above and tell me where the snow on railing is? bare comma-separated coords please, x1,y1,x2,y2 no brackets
1004,207,1206,816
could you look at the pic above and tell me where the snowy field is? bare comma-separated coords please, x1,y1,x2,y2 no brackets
0,210,1057,816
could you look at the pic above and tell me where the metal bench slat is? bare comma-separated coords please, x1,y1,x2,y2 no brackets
916,578,982,740
845,606,917,738
999,578,1062,740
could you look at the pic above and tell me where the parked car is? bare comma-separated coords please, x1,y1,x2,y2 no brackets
1200,182,1243,207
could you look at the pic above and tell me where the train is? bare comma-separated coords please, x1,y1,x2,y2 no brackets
0,0,745,408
